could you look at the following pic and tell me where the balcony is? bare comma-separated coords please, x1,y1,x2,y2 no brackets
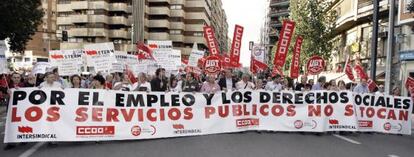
109,3,127,12
269,21,282,28
57,4,72,12
71,15,88,23
69,28,108,37
71,1,88,10
89,15,109,23
170,22,185,29
174,0,185,5
171,10,185,17
60,42,84,50
148,0,170,3
109,30,128,39
170,34,184,42
149,32,169,40
109,16,128,25
57,17,72,25
185,24,204,32
357,0,388,15
184,36,205,44
186,0,208,8
270,0,289,7
127,5,132,13
269,9,290,17
149,19,170,28
89,1,109,10
186,12,209,22
149,7,170,16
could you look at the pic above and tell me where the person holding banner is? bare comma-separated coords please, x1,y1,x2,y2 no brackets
133,73,151,92
392,87,401,96
23,74,36,87
38,72,63,88
312,76,326,91
338,80,346,91
8,73,24,89
294,75,308,91
265,75,282,91
105,74,114,89
70,75,82,88
218,70,236,91
151,68,168,92
52,68,69,88
353,78,369,94
169,77,182,92
236,74,255,90
201,75,220,93
182,73,199,92
91,75,106,89
113,74,132,91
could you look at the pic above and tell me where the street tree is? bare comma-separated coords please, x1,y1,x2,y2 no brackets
0,0,44,52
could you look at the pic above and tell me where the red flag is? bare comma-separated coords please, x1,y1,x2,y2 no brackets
137,42,155,60
354,64,368,80
273,20,295,69
203,26,220,56
125,65,137,84
344,58,355,81
230,25,244,66
272,65,284,76
406,76,414,100
367,79,378,92
251,58,268,74
290,36,303,79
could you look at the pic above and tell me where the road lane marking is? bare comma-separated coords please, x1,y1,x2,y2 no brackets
333,134,361,145
388,154,399,157
19,142,45,157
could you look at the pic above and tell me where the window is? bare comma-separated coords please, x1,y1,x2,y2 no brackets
194,32,203,36
24,57,31,62
170,30,182,35
170,5,182,10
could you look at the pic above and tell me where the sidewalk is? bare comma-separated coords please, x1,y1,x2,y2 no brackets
0,105,6,116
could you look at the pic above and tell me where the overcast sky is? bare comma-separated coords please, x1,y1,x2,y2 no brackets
222,0,268,67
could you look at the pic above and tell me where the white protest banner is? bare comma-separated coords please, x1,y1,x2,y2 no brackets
112,51,140,73
31,62,52,74
4,89,412,143
147,40,173,51
252,44,266,63
49,49,83,76
110,63,124,73
355,93,412,134
0,40,8,74
83,43,116,73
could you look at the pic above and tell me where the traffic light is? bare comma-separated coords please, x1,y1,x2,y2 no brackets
62,30,68,41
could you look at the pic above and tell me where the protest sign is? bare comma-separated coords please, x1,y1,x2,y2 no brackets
306,56,325,75
49,49,83,76
188,43,205,67
83,43,116,73
203,26,220,55
0,40,8,74
230,25,244,66
290,36,303,79
4,89,412,143
31,62,52,74
273,20,295,75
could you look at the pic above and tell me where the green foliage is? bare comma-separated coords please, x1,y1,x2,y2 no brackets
289,0,337,65
408,0,414,13
0,0,44,52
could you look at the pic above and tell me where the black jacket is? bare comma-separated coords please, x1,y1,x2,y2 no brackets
218,77,236,90
150,77,168,92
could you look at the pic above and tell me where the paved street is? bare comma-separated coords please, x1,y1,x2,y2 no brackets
0,106,413,157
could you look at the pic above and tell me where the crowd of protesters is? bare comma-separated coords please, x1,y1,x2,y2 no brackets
0,67,401,102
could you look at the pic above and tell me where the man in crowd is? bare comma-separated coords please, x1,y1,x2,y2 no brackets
218,69,236,91
312,76,326,90
353,78,369,94
39,72,63,88
150,68,168,92
295,75,308,91
236,74,255,90
265,75,283,91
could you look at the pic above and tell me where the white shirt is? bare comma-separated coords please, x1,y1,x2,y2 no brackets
225,78,233,90
265,82,283,91
39,81,62,88
132,82,152,92
236,81,255,90
114,82,133,91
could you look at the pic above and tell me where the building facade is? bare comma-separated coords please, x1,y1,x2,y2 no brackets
329,0,390,82
56,0,229,58
266,0,290,65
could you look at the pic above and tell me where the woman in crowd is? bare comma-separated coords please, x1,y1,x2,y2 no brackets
23,74,37,87
91,75,106,89
105,74,114,89
9,73,24,89
133,73,151,92
236,74,255,90
200,75,220,93
392,87,401,96
254,79,264,90
338,80,346,91
113,73,133,91
70,75,82,88
328,79,338,91
39,72,62,88
169,76,182,92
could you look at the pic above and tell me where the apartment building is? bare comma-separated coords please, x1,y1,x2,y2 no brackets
56,0,229,57
329,0,390,82
266,0,290,64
